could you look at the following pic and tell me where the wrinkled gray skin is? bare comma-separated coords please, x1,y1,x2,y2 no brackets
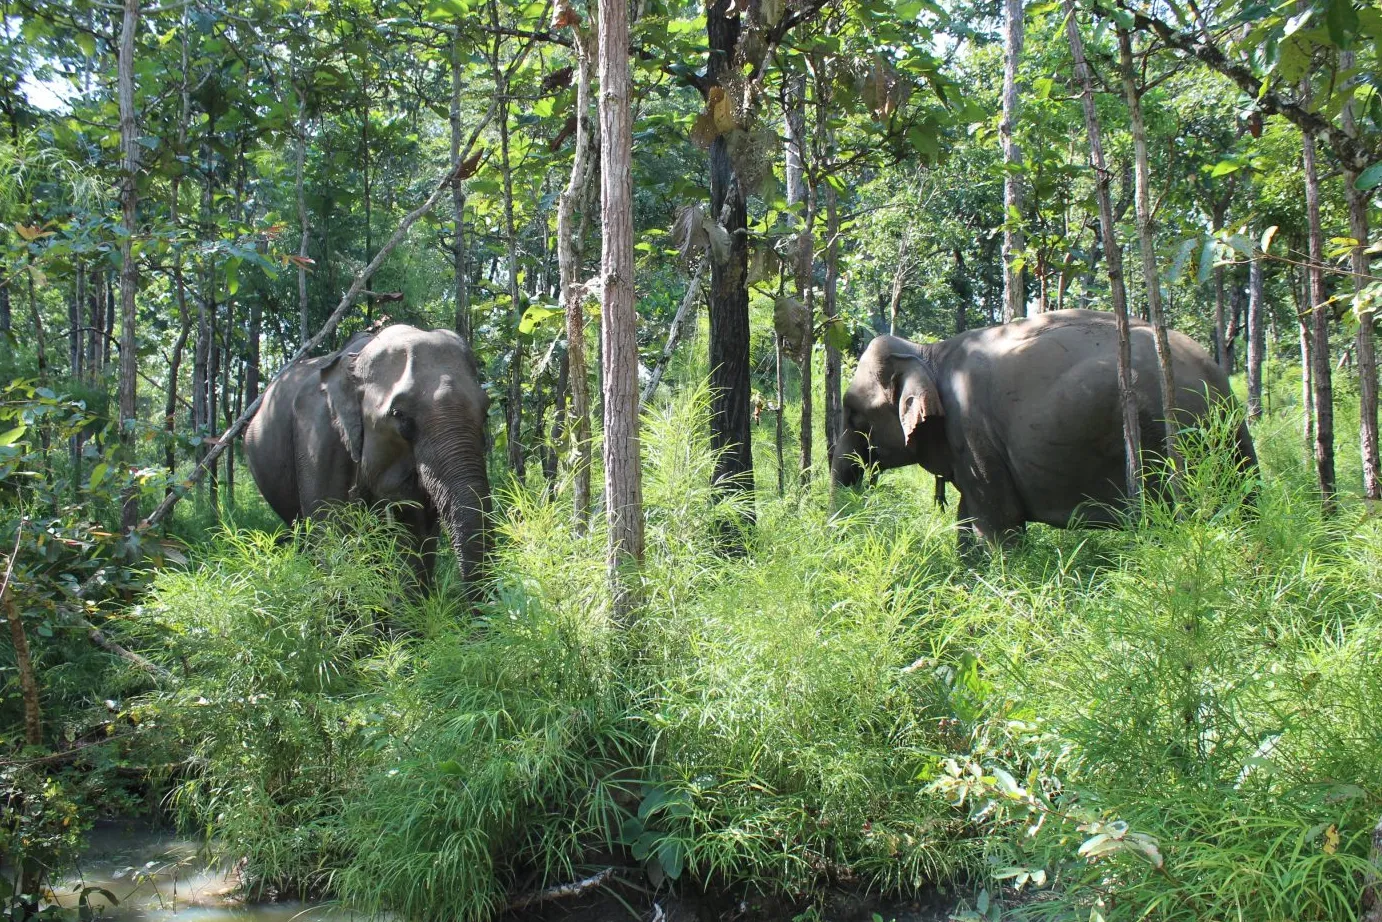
831,309,1257,549
246,324,492,589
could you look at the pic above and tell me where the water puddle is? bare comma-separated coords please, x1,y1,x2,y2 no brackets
43,821,362,922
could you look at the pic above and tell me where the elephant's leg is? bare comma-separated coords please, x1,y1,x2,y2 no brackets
953,450,1027,560
955,492,983,565
391,501,439,595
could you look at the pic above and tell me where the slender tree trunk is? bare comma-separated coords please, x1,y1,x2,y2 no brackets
117,0,141,532
103,273,114,368
1297,268,1314,450
1247,253,1264,419
69,272,82,379
451,26,471,343
556,20,596,527
1301,83,1335,510
489,6,525,479
1001,0,1026,321
296,88,311,346
1065,0,1140,500
2,572,41,748
707,0,754,512
599,0,645,620
208,303,220,518
0,278,9,334
786,71,812,484
86,270,99,377
823,170,842,463
361,100,374,323
1342,49,1379,501
167,21,191,483
1118,28,1179,470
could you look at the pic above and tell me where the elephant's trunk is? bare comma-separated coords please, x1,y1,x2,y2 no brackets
831,431,867,488
417,423,492,591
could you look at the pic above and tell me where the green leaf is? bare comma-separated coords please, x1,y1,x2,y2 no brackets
1355,161,1382,190
88,462,108,489
1261,225,1279,253
1197,237,1217,285
1325,0,1360,47
1033,76,1055,100
0,425,26,447
1209,159,1240,177
518,303,560,334
437,759,465,775
1168,237,1197,283
657,837,685,880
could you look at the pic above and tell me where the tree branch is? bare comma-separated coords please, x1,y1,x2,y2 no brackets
1113,0,1373,170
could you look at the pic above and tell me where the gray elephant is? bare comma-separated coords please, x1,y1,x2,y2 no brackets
831,309,1257,547
245,324,492,589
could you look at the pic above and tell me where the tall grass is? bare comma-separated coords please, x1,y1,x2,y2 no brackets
129,381,1382,922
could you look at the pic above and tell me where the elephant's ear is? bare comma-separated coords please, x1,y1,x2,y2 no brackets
321,351,364,464
895,358,943,442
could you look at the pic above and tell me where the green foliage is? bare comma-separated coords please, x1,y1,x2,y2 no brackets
929,413,1382,921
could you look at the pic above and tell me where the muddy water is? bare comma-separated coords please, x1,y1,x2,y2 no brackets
46,821,362,922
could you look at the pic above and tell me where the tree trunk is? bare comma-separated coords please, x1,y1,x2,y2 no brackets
1001,0,1026,321
166,20,191,482
1118,28,1179,470
296,87,311,346
103,273,114,368
1342,49,1379,501
86,270,100,377
117,0,141,533
1297,268,1314,450
787,71,812,485
2,581,41,747
451,26,471,343
823,172,842,463
69,271,82,379
0,278,9,334
706,0,754,513
1301,85,1335,510
490,5,525,480
556,20,596,527
1247,253,1264,419
599,0,645,621
1066,0,1141,500
361,100,374,323
208,302,220,518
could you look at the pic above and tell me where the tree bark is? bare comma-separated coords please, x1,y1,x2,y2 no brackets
707,0,754,512
296,87,311,346
451,26,471,343
0,278,9,334
1118,28,1179,471
1065,0,1141,501
2,533,40,748
1001,0,1026,321
822,170,842,463
166,18,191,482
1301,80,1335,511
491,2,525,479
557,19,596,528
786,71,812,484
117,0,141,533
599,0,645,621
1342,49,1379,501
1247,253,1264,419
1297,268,1314,451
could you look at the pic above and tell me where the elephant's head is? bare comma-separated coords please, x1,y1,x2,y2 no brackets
320,325,492,587
831,335,946,488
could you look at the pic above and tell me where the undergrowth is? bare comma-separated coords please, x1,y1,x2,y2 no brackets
123,387,1382,922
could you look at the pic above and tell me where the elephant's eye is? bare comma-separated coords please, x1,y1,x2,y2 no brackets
390,407,418,442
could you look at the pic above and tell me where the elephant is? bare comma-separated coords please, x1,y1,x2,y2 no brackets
245,324,492,589
830,309,1257,549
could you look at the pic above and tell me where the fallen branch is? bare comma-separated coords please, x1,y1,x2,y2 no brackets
79,613,172,680
505,867,617,911
639,260,705,412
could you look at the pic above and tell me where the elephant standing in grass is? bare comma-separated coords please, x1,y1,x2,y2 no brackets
246,324,492,590
831,309,1256,550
